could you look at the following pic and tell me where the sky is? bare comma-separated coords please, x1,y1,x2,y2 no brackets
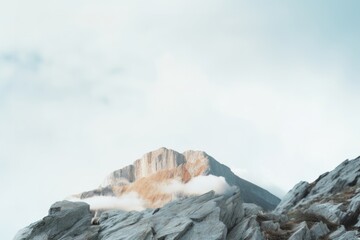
1,0,360,238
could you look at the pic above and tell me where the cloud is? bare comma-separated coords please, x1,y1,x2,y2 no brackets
161,175,236,196
69,192,146,212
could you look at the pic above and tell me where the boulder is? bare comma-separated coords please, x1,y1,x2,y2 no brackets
306,203,346,225
288,221,311,240
14,201,98,240
97,190,243,240
274,181,310,214
310,221,330,239
226,215,264,240
328,225,346,239
261,220,280,232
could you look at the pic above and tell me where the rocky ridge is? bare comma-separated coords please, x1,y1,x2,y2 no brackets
14,151,360,240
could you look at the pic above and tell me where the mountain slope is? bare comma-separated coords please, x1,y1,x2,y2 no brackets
14,153,360,239
78,147,280,211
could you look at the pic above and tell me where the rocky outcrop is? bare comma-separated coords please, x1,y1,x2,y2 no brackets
101,148,186,187
82,147,280,211
14,201,99,240
309,221,330,239
270,156,360,239
275,157,360,214
16,189,251,240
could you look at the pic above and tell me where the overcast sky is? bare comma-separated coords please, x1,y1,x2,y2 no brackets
1,0,360,238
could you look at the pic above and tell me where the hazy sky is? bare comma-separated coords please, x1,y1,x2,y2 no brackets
1,0,360,238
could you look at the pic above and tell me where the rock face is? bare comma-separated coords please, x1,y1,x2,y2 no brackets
14,201,99,240
275,157,360,215
269,156,360,239
82,147,280,211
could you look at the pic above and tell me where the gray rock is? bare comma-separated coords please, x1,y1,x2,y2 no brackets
226,215,264,240
261,212,289,223
274,181,310,214
14,201,98,240
332,230,359,240
309,159,360,197
310,221,330,239
306,203,346,224
261,220,280,232
243,203,263,217
328,225,346,239
274,157,360,216
97,190,243,240
180,215,227,240
154,217,193,239
348,192,360,213
288,221,311,240
355,216,360,227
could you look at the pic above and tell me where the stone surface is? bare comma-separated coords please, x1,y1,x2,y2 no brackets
260,220,280,232
14,201,98,240
332,230,359,240
226,215,264,240
310,221,330,239
288,221,311,240
243,203,263,217
306,203,346,224
271,156,360,239
98,190,244,240
274,181,310,214
328,225,346,239
16,190,249,240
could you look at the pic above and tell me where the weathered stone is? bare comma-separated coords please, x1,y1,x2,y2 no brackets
243,203,263,217
310,221,330,239
96,190,243,240
348,192,360,214
274,181,310,214
154,217,193,239
261,220,280,232
331,230,359,240
328,225,346,239
306,203,346,225
14,201,97,240
226,215,264,240
288,221,311,240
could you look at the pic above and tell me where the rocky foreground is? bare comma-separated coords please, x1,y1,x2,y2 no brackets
14,151,360,240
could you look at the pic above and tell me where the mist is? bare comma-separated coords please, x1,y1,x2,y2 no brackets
70,192,146,211
161,175,236,196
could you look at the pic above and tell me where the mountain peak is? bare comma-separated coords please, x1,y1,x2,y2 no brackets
86,148,280,210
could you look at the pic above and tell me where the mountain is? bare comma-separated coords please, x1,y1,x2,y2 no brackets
76,147,280,211
14,151,360,239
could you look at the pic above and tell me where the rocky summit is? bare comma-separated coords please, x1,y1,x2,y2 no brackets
14,149,360,240
77,148,280,211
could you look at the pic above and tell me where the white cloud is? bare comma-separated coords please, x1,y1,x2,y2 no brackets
161,175,235,196
69,192,146,212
